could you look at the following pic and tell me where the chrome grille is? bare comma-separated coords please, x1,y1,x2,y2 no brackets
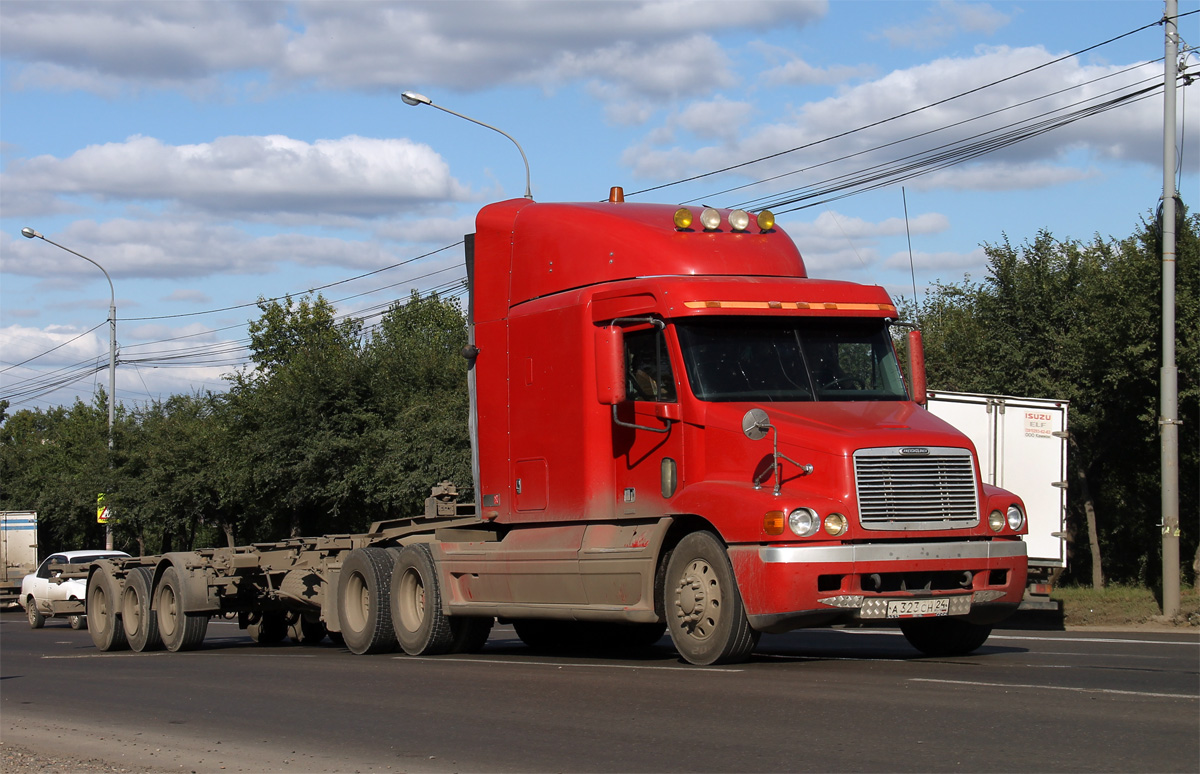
854,447,979,530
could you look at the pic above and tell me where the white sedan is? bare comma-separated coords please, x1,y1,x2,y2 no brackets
20,550,129,629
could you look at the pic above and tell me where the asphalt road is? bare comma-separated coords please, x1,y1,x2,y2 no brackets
2,610,1197,773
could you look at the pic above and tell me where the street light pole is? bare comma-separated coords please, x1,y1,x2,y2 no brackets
401,90,533,199
21,227,117,551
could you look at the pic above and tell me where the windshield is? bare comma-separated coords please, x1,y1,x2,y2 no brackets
676,317,908,402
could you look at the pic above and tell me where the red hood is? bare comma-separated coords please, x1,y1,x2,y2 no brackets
700,400,973,457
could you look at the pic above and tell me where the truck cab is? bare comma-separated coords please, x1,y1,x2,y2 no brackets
431,191,1028,664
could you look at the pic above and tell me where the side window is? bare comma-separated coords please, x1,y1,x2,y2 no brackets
625,328,677,402
37,555,64,579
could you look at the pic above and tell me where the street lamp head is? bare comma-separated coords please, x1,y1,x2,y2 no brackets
401,91,431,107
21,227,41,239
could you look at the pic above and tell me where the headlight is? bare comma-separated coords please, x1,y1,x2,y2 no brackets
988,510,1005,532
824,513,848,536
1006,505,1025,531
788,508,820,537
700,207,722,231
728,209,750,232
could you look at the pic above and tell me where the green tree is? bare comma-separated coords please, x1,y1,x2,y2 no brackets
0,396,122,553
357,291,472,518
116,393,225,554
912,208,1198,587
225,294,373,540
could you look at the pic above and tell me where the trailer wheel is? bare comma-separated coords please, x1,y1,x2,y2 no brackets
663,531,759,665
287,613,327,645
87,570,128,651
337,547,398,655
449,616,494,654
122,567,162,652
391,544,454,656
156,566,208,652
900,618,992,657
26,597,45,629
248,611,288,644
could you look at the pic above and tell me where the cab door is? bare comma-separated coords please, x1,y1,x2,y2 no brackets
612,324,685,518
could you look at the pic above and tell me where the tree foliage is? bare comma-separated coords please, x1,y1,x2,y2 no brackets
910,206,1198,586
0,292,471,556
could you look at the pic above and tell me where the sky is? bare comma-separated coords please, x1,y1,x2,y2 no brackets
1,0,1197,413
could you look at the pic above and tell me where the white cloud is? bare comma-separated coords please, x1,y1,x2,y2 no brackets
752,42,874,87
2,0,289,93
0,323,108,366
878,0,1012,51
0,0,826,110
1,134,471,219
162,289,212,304
675,98,754,143
776,208,954,276
884,246,987,272
0,217,463,283
624,45,1168,196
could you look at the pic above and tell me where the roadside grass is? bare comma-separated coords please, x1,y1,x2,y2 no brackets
1054,583,1200,628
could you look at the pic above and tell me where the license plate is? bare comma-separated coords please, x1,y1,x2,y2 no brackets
886,598,950,618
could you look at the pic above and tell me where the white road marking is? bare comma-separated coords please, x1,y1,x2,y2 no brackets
910,677,1198,700
397,655,743,673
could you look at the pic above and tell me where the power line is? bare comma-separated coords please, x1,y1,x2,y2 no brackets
625,16,1166,200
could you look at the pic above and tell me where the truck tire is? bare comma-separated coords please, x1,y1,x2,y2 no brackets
287,612,327,645
26,597,45,629
337,547,397,655
663,531,759,666
248,611,288,644
156,566,209,652
122,567,162,652
900,618,992,657
87,570,128,651
449,616,494,654
391,543,454,656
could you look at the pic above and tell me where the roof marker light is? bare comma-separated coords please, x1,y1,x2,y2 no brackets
757,210,776,231
673,208,694,230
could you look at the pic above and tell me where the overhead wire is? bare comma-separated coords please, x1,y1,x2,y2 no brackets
623,16,1168,200
8,13,1192,408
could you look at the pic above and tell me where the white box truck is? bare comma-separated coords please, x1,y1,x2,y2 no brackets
927,392,1068,610
2,511,39,607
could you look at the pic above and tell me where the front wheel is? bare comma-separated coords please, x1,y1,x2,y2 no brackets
391,544,454,656
900,618,992,656
663,531,759,665
26,597,45,629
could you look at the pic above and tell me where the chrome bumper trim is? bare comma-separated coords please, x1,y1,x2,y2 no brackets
759,540,1026,565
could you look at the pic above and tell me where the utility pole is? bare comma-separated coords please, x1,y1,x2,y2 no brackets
1159,0,1180,618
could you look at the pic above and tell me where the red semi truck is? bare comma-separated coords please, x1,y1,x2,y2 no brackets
85,190,1028,665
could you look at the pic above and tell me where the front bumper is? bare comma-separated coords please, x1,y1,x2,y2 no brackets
727,539,1027,633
